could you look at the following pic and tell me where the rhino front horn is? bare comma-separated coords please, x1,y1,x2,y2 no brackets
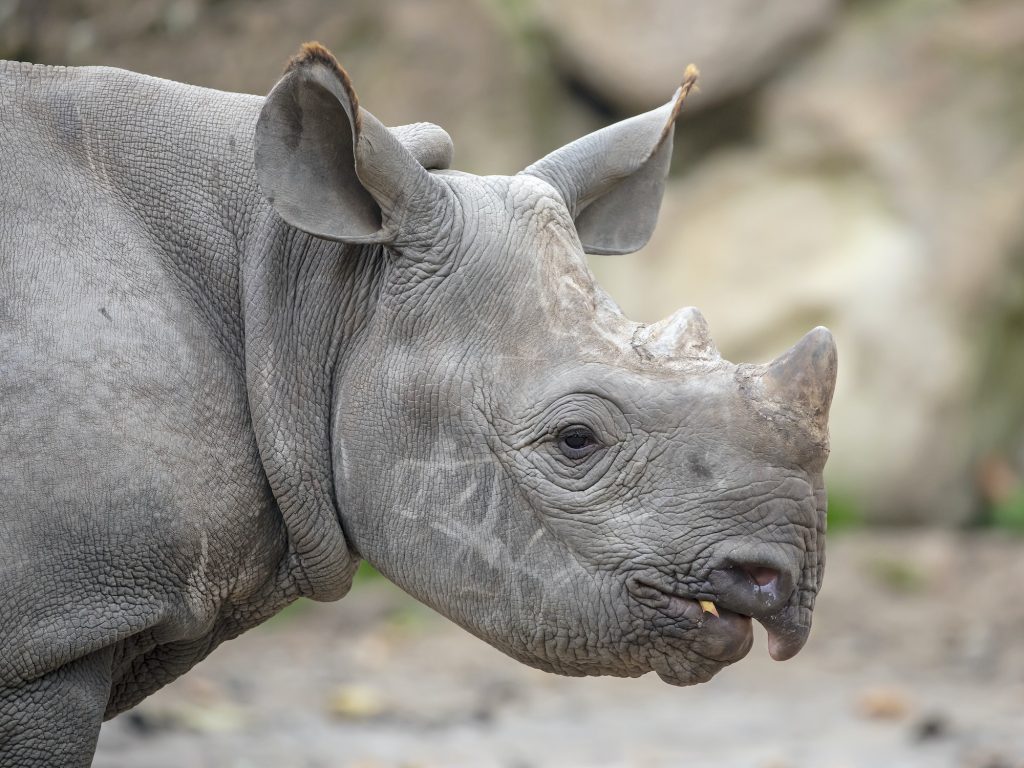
762,327,837,432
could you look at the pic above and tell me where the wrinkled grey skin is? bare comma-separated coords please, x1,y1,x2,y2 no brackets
0,45,836,766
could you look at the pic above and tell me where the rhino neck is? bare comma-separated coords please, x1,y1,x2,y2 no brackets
239,208,385,600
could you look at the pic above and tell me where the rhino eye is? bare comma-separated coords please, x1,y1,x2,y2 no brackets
558,425,599,459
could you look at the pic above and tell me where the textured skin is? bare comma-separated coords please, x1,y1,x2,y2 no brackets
0,61,355,763
0,51,835,766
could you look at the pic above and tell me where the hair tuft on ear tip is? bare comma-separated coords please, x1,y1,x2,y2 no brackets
284,42,361,132
661,63,700,144
682,63,700,90
285,41,339,74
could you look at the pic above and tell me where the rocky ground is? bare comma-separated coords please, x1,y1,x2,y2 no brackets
94,531,1024,768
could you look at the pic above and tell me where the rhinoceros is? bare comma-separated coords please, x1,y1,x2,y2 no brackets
0,42,836,765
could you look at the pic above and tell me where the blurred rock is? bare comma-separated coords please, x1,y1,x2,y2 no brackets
913,712,950,742
591,0,1024,523
0,0,39,60
172,701,249,734
325,684,388,720
856,686,911,720
1,0,596,175
961,751,1015,768
531,0,839,113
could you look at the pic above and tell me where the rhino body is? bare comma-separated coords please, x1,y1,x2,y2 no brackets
0,46,836,766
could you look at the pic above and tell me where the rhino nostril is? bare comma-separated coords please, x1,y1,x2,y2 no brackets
743,565,780,588
708,544,799,612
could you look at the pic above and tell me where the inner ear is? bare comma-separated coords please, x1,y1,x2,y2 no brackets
255,65,382,240
520,67,697,256
572,137,672,255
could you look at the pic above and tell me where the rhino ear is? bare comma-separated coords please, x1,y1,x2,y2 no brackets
520,67,698,255
388,122,454,172
254,42,449,243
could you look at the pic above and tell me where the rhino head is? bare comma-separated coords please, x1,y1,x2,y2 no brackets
253,44,837,685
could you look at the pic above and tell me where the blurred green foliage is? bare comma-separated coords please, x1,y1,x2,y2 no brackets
867,557,927,594
260,597,313,629
990,489,1024,532
352,560,384,586
826,489,863,532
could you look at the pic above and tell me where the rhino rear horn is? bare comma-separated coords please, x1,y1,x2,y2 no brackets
254,42,450,244
762,327,838,433
634,306,720,361
519,66,698,256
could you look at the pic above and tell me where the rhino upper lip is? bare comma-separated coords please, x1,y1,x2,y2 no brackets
627,575,738,621
627,574,810,662
629,575,709,605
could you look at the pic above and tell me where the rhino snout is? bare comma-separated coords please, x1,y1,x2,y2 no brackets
703,540,812,661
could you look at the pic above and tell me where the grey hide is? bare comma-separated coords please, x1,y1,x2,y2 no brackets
0,43,837,766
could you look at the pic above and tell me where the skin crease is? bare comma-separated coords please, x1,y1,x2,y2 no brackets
0,46,834,766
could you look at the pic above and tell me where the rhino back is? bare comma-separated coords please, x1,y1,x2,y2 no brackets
0,62,289,700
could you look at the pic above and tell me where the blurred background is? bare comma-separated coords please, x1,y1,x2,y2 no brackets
3,0,1023,765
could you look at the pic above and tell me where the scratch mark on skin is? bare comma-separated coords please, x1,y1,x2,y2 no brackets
456,478,480,507
185,530,211,608
401,457,492,470
429,518,503,570
496,356,549,364
78,101,112,191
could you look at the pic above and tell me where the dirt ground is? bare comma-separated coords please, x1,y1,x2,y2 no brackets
94,531,1023,768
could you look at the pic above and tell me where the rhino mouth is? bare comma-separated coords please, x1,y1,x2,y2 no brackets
626,576,753,665
626,575,810,665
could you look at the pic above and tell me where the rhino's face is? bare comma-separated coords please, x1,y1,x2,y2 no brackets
255,45,836,685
